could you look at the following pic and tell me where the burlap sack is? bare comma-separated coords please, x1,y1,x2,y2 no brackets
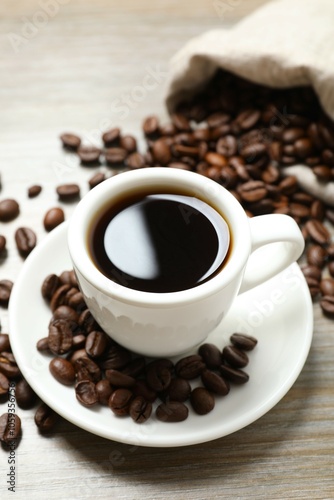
165,0,334,206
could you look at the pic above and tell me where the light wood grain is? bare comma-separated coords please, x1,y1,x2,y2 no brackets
1,1,334,499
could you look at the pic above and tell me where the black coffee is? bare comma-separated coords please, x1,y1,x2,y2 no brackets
88,192,230,293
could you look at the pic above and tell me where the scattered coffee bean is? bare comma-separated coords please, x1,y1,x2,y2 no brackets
0,413,21,443
105,369,135,388
15,378,37,409
41,273,61,301
201,369,230,396
15,227,37,257
0,199,19,222
56,183,80,201
102,128,121,147
34,402,59,432
49,357,76,385
75,380,98,406
88,172,106,189
175,355,205,380
156,401,189,422
320,278,334,296
0,333,10,352
230,333,258,351
95,379,113,405
0,372,9,395
0,280,13,307
60,133,81,150
129,396,152,423
85,330,109,358
320,295,334,318
190,387,215,415
160,377,191,403
28,184,42,198
220,364,249,385
108,388,133,416
0,234,6,254
43,207,65,231
198,343,222,369
222,345,249,368
77,146,101,164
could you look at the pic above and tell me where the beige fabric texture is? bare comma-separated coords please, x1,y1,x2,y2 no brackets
165,0,334,206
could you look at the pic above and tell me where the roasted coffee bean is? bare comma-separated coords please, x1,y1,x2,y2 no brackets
0,372,9,395
41,274,61,300
0,199,20,221
99,345,132,370
201,369,230,396
44,207,65,231
220,364,249,384
95,379,113,405
156,401,189,422
320,278,334,296
105,369,135,388
74,356,101,382
75,380,98,406
160,377,191,403
320,295,334,318
48,319,73,355
238,180,267,203
0,413,21,443
129,396,152,423
121,357,146,378
152,138,171,164
310,199,326,220
305,276,320,299
198,343,222,369
120,135,137,153
56,183,80,201
15,378,37,409
126,152,146,169
59,270,77,286
171,113,191,132
15,227,37,257
102,127,121,146
205,151,228,167
36,337,50,352
230,333,258,351
329,262,334,278
72,334,86,350
146,361,172,392
68,348,87,364
0,333,10,352
0,280,13,307
313,165,332,182
142,115,160,137
105,147,127,164
78,146,101,164
0,234,6,254
108,388,133,416
305,219,331,245
34,402,59,432
300,264,322,281
133,380,157,403
0,354,20,379
190,387,215,415
78,308,100,334
222,345,249,368
85,330,109,358
306,245,328,268
175,355,205,380
60,132,81,150
52,305,79,323
88,172,106,189
28,184,42,198
50,357,76,385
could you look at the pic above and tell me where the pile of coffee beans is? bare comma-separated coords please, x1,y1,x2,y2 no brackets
37,269,257,423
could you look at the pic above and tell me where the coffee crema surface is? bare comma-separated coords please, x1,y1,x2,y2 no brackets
88,192,230,293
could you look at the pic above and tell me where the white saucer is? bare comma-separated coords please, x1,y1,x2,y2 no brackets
9,222,313,448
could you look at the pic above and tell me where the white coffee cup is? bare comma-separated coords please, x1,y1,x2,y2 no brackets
68,168,304,357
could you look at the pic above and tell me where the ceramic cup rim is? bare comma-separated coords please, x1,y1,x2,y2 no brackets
67,168,251,307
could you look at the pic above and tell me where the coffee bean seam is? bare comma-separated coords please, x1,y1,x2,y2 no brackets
36,270,258,424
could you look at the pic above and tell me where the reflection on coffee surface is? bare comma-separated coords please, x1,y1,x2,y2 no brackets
88,192,230,292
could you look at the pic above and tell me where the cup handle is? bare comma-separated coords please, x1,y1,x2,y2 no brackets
239,214,305,294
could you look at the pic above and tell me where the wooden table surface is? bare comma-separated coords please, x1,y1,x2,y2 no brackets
1,0,334,498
